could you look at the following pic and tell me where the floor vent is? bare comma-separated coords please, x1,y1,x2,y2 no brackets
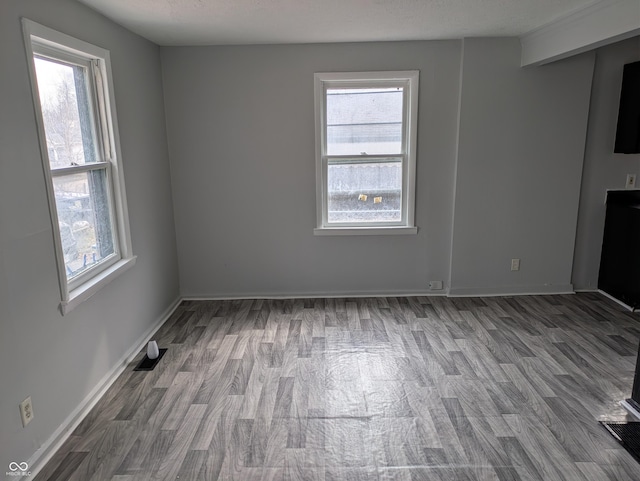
601,421,640,463
134,348,167,371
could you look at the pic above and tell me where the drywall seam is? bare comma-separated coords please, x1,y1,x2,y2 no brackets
448,37,467,293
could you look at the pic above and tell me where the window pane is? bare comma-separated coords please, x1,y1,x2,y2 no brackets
53,170,115,279
34,56,99,168
327,162,402,223
326,87,403,155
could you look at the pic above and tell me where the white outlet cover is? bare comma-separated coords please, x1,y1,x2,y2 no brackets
20,397,33,427
626,174,636,189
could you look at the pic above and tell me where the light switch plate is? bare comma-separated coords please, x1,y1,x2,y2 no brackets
626,174,636,189
19,397,34,427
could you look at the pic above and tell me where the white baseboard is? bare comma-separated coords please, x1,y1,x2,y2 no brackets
620,399,640,421
597,289,635,311
182,290,444,300
448,284,574,297
26,296,181,480
182,285,582,301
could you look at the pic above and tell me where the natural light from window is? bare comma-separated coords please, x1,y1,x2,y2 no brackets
314,72,418,233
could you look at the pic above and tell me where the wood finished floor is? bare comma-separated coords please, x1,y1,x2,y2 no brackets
35,294,640,481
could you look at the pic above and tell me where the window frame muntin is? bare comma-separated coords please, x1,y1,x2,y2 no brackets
314,70,419,233
23,19,135,312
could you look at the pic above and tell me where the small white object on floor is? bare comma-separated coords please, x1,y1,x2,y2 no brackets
147,340,159,360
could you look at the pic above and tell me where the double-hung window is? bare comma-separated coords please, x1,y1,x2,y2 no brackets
23,20,135,313
314,71,419,235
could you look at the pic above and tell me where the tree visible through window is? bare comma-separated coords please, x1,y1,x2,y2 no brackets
24,19,134,311
34,56,115,278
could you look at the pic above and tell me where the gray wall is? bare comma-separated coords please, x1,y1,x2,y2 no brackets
450,38,595,295
572,37,640,290
162,38,596,298
162,41,462,297
0,0,179,472
0,3,621,468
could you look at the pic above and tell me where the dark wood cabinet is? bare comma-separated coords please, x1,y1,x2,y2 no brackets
598,190,640,308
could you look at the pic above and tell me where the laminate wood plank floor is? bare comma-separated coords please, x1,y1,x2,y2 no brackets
35,294,640,480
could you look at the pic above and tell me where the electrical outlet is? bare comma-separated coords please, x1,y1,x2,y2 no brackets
20,397,34,427
511,258,520,271
429,280,443,290
626,174,636,189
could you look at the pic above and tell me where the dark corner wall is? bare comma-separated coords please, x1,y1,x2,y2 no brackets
573,36,640,290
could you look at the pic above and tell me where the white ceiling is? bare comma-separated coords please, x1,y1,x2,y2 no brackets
78,0,600,46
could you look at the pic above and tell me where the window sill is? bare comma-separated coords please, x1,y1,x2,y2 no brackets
60,256,137,315
313,226,418,236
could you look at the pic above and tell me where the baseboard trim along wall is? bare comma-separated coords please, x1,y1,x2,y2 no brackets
447,284,575,297
575,289,635,311
183,285,577,300
182,290,441,300
597,289,635,312
26,296,182,480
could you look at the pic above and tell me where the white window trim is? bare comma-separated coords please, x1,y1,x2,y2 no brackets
22,19,135,314
314,70,419,235
61,257,136,315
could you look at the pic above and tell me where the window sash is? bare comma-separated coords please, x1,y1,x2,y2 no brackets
52,164,120,291
324,83,407,157
322,80,409,158
315,71,418,230
33,47,107,168
26,23,127,302
322,155,407,227
32,44,121,283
